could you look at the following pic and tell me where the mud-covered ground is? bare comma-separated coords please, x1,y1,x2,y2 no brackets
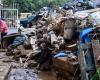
0,52,56,80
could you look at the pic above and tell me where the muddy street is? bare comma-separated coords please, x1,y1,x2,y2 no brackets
0,52,56,80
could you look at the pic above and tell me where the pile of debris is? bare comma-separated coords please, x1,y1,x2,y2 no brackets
1,0,100,80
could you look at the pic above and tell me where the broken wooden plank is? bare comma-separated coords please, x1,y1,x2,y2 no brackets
77,8,100,13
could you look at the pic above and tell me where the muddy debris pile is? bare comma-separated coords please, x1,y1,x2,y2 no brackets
2,1,100,80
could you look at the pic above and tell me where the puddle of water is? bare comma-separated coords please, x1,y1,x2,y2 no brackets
7,68,56,80
7,68,39,80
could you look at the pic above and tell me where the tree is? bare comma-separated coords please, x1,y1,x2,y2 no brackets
3,0,70,13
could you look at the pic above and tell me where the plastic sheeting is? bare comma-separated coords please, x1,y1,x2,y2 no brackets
80,27,93,43
12,35,28,48
54,52,67,58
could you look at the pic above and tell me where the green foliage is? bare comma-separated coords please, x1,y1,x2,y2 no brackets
91,68,100,80
3,0,70,12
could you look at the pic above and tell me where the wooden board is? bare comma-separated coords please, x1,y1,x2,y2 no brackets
92,40,100,67
76,8,100,13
